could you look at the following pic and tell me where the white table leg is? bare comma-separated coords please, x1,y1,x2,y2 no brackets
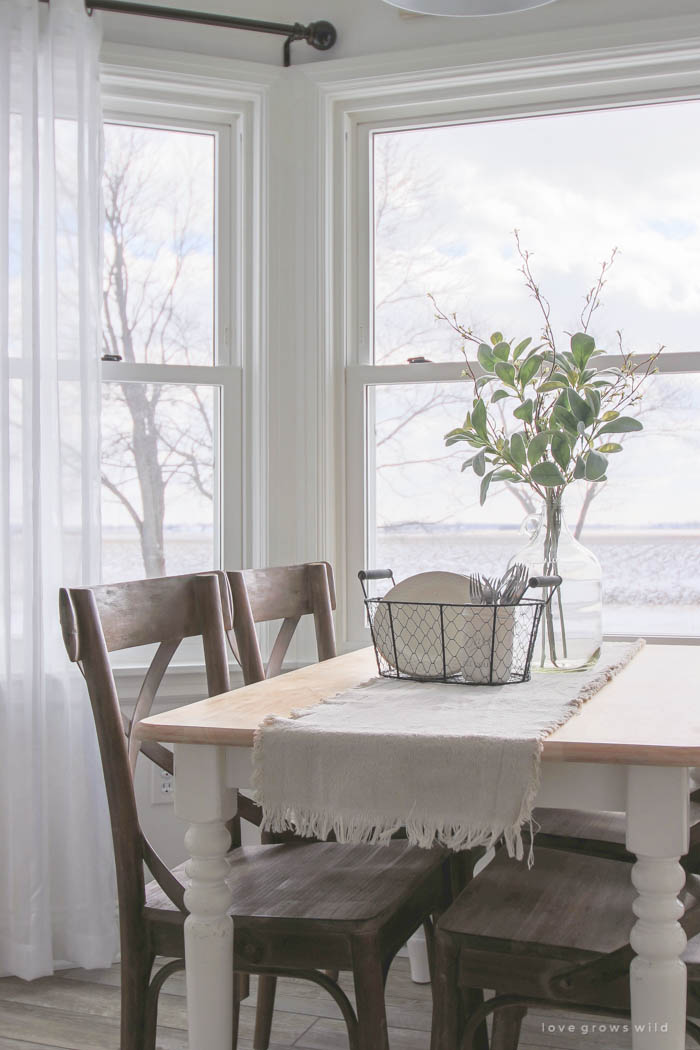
626,766,690,1050
174,743,235,1050
407,929,431,983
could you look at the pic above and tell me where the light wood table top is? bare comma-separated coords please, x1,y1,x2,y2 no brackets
136,643,700,765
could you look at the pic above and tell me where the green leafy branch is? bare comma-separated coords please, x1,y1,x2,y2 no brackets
432,240,660,506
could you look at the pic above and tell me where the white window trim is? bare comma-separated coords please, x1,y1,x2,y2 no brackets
294,31,700,649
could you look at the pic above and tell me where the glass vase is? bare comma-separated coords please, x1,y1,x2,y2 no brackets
508,491,602,672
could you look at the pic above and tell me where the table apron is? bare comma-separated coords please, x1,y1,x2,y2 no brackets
225,745,254,792
225,753,634,813
223,751,690,820
538,761,629,811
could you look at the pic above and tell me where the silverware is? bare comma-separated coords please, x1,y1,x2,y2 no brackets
468,564,529,606
497,563,529,605
468,574,496,605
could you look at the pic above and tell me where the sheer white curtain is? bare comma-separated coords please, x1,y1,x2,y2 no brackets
0,0,117,978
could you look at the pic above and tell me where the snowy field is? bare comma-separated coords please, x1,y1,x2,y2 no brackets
102,525,700,638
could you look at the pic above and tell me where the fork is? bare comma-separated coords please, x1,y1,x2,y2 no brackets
469,564,529,605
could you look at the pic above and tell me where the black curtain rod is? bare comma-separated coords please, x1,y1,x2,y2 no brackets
38,0,337,66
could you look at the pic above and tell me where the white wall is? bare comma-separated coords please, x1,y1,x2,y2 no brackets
100,0,700,66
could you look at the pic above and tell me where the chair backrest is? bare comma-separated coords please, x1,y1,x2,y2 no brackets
58,572,233,954
227,562,336,683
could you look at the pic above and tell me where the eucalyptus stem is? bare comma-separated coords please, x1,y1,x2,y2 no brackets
541,492,561,667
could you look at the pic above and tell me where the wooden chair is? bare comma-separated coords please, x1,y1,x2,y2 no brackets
226,561,336,684
430,844,700,1050
59,572,246,1050
60,570,452,1050
226,561,338,1047
224,562,336,845
533,800,700,870
224,561,482,1048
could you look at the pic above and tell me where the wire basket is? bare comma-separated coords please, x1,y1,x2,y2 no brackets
359,569,562,686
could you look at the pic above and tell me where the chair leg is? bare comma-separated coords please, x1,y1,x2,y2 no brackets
490,1003,527,1050
430,931,462,1050
253,974,277,1050
122,950,155,1050
237,971,250,1001
143,990,158,1050
143,959,185,1050
352,940,390,1050
423,918,436,980
450,851,477,897
232,971,241,1050
460,989,489,1050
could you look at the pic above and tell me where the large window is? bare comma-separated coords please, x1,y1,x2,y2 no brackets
349,100,700,641
100,121,240,584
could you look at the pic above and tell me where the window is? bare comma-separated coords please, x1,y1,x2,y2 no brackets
100,120,241,585
347,101,700,642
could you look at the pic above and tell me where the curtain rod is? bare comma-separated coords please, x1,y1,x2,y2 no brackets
38,0,337,66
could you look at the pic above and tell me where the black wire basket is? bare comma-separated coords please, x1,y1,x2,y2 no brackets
359,569,562,686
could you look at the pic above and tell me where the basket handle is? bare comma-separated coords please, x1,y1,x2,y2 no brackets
528,575,562,590
358,568,395,599
358,569,394,581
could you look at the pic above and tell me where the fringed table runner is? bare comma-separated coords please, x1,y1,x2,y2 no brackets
252,640,644,863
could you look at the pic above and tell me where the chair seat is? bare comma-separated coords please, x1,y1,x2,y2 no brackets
534,801,700,857
147,839,446,926
533,807,627,848
439,848,639,958
440,846,700,960
438,847,700,1011
146,840,448,972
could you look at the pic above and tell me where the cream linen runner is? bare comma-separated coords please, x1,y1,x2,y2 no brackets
252,640,643,862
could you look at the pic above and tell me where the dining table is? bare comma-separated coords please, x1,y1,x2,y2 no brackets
136,642,700,1050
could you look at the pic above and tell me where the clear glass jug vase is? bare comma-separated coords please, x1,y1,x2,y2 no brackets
509,491,602,672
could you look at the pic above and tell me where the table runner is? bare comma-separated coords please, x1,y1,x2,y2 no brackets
252,640,644,863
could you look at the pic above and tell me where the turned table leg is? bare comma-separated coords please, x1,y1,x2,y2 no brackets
626,765,690,1050
175,743,235,1050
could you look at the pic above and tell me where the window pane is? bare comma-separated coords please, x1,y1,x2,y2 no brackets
101,382,219,583
371,374,700,637
102,124,215,366
374,101,700,363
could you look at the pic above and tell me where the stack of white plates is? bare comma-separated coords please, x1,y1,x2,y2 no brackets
371,571,470,679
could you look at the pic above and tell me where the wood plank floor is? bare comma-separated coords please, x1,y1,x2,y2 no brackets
0,957,695,1049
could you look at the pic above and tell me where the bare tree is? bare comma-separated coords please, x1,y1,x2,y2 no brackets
101,127,214,577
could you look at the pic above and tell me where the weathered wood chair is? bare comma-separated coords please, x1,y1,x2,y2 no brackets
60,570,452,1050
534,800,700,869
430,844,700,1050
59,572,241,1050
226,561,338,1047
225,560,337,844
227,560,487,1049
226,561,336,684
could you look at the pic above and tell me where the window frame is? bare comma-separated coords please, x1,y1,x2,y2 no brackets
99,110,241,569
337,90,700,648
98,52,270,669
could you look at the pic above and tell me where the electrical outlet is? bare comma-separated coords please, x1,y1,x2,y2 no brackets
152,767,174,805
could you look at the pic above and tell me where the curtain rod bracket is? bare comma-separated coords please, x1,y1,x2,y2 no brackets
283,21,336,66
39,1,337,66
